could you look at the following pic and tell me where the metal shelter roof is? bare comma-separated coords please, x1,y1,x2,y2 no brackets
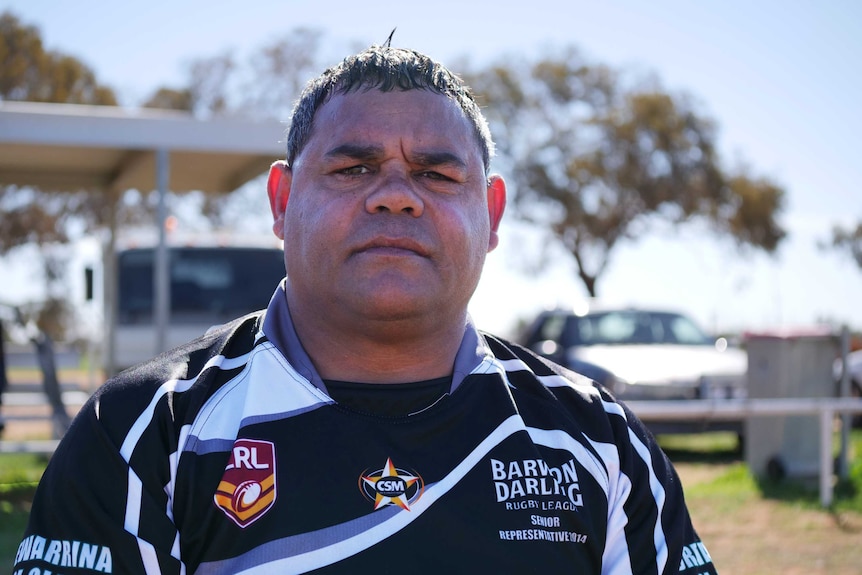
0,101,286,193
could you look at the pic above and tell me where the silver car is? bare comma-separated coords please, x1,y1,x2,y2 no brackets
521,306,747,434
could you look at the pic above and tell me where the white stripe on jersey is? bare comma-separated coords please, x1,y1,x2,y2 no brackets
118,349,256,573
472,355,508,376
184,343,332,444
127,470,173,574
587,434,633,575
525,426,610,497
497,354,670,574
166,424,190,521
222,411,634,574
628,426,669,574
590,405,670,575
125,468,143,534
232,414,528,574
117,350,255,461
138,538,161,575
495,357,599,395
601,398,627,419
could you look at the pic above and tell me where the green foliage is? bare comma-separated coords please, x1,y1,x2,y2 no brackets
0,11,116,104
0,190,70,253
141,87,194,111
0,11,130,340
661,431,862,515
142,28,323,121
0,454,45,566
685,463,758,515
466,48,787,297
828,221,862,269
658,431,741,459
833,439,862,513
0,454,48,485
0,9,121,252
0,186,92,337
0,501,29,566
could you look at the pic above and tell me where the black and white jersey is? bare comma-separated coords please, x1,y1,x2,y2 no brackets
14,282,717,574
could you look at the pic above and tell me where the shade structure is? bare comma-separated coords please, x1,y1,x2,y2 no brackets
0,101,287,370
0,100,286,194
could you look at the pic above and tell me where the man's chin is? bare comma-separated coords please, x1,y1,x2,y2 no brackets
357,295,434,320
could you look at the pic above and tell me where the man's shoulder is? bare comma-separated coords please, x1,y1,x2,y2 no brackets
95,312,266,415
478,331,661,466
479,331,599,391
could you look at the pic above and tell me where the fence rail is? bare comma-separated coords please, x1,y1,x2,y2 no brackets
626,397,862,507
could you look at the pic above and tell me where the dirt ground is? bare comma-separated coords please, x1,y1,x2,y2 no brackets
676,462,862,575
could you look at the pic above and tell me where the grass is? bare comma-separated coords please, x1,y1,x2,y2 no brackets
0,453,48,565
658,430,862,514
1,432,860,571
659,430,862,575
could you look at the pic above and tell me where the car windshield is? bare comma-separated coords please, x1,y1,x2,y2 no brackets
563,310,713,346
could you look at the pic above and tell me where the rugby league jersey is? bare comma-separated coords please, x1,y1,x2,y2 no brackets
14,281,717,574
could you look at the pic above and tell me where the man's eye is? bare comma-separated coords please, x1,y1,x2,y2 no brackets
420,171,453,181
339,165,370,175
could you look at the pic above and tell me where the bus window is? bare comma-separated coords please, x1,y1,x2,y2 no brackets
117,246,285,325
112,245,285,372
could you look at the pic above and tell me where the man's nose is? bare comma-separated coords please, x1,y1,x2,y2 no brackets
365,169,425,216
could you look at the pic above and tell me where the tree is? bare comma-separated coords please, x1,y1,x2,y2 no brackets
466,47,786,297
143,51,234,117
1,10,118,338
141,29,325,223
828,221,862,269
141,86,193,112
142,28,323,121
0,11,116,105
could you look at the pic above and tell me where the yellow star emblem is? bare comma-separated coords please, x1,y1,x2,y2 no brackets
361,458,422,511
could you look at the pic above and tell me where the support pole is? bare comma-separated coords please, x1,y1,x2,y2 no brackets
104,191,118,376
819,408,834,508
837,325,851,479
154,149,171,355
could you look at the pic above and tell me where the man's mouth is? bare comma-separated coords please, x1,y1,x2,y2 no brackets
354,237,431,258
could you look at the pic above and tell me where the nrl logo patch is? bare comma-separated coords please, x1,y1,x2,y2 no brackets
214,439,277,527
359,457,425,511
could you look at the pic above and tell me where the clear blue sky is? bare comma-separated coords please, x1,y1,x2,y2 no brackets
3,0,861,337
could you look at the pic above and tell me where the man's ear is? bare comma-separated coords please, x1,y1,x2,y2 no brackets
267,160,292,240
486,175,507,253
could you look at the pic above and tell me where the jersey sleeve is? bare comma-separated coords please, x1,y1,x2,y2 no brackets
12,394,185,575
603,399,718,575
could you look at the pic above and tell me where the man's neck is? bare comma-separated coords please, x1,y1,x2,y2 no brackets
286,294,467,384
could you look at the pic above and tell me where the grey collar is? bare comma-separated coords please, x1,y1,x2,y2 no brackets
261,279,489,395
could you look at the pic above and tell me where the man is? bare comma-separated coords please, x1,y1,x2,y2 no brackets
14,46,718,574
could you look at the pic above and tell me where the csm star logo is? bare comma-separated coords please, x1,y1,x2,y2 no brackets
359,458,425,511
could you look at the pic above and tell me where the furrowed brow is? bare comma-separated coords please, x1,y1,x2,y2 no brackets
411,150,468,171
324,143,385,162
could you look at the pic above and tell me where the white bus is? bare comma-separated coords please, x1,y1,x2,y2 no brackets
107,243,285,374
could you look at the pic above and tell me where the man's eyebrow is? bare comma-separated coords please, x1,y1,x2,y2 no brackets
410,150,468,171
323,144,469,171
324,143,385,161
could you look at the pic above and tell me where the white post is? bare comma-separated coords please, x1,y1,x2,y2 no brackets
819,408,834,508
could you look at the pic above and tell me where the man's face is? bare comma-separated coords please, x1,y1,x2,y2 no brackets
269,88,505,331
